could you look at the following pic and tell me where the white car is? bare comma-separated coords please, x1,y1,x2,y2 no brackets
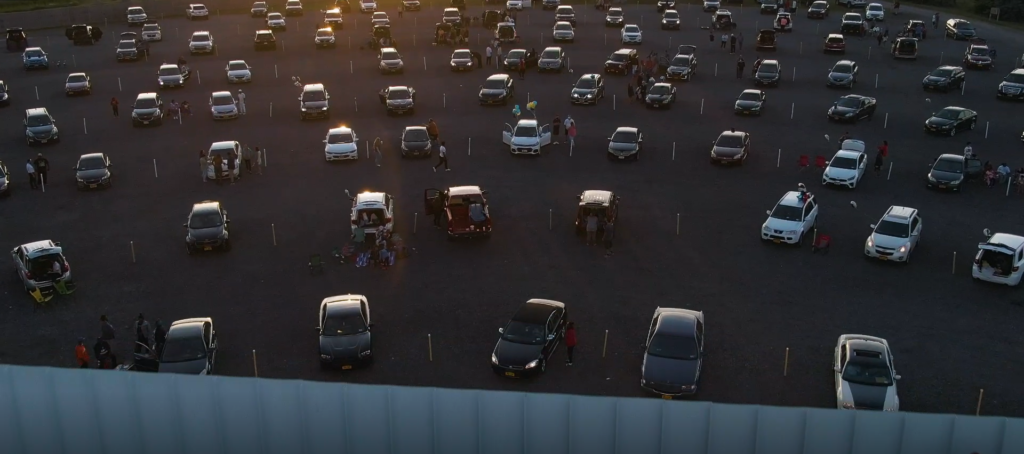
251,1,268,16
833,334,900,412
507,0,524,11
188,31,215,54
266,13,287,29
324,8,344,27
225,60,252,83
126,6,148,25
973,231,1024,286
865,206,921,263
348,191,395,237
621,24,642,44
206,141,242,180
552,21,575,42
324,127,359,161
774,12,793,31
65,72,92,95
141,23,162,41
865,3,884,21
315,28,337,47
360,0,378,13
703,0,720,12
502,119,552,155
821,149,866,188
209,91,239,120
186,4,209,20
285,0,304,15
761,188,818,244
371,12,390,26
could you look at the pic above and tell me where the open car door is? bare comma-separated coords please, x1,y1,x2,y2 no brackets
965,158,983,180
502,123,513,146
539,124,552,146
423,188,440,216
676,44,696,56
378,88,387,104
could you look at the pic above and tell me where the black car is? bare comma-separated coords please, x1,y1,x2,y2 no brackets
605,48,638,74
605,7,625,27
115,39,145,61
922,65,965,92
491,299,567,378
754,60,781,86
479,73,514,105
656,1,676,13
570,74,604,105
997,69,1024,100
944,18,976,40
644,83,676,108
318,294,374,369
710,129,750,164
575,190,619,235
640,307,705,398
927,154,982,191
503,49,538,71
185,200,230,253
924,106,977,136
66,24,101,45
541,0,559,10
74,153,112,190
806,0,829,18
841,13,865,35
760,0,780,14
254,30,277,50
159,318,217,375
827,94,876,122
378,85,416,115
401,126,432,157
661,10,680,29
665,53,696,80
826,60,859,88
554,6,577,27
734,89,766,115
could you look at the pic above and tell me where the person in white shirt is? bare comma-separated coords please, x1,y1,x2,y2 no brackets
997,163,1011,183
433,141,450,171
485,46,493,66
963,142,974,159
237,89,247,115
26,160,37,189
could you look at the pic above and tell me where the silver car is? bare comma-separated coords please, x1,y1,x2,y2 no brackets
450,49,474,71
537,47,565,72
865,206,921,263
209,91,239,120
12,240,74,303
552,21,574,42
65,72,91,96
225,60,252,83
75,153,112,190
379,47,404,74
188,31,215,55
157,64,188,88
0,160,11,196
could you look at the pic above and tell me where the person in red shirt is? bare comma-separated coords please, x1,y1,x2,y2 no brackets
75,338,90,368
564,322,577,366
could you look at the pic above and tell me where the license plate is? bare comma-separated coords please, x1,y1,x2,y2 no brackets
880,256,888,260
504,371,516,377
342,365,353,370
203,246,212,251
89,184,97,188
143,120,149,124
938,185,946,189
773,239,781,244
618,156,625,160
40,139,47,143
662,395,673,400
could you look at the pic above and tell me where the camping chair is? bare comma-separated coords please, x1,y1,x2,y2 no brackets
308,254,324,274
815,155,827,169
798,155,809,169
811,233,831,254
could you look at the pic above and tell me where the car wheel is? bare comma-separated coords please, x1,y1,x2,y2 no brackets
949,127,956,137
223,239,232,251
969,120,976,130
540,359,547,372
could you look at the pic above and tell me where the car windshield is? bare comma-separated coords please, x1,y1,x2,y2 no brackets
228,62,248,71
118,41,136,49
1006,73,1024,84
612,130,638,143
268,13,283,19
302,90,327,101
956,22,974,30
507,50,525,59
759,63,779,73
830,156,858,170
254,2,267,7
192,34,210,42
404,129,428,142
381,51,399,60
514,126,537,137
128,8,144,14
328,132,354,144
557,7,572,14
608,10,622,17
649,85,671,95
444,10,459,17
664,11,678,18
542,50,560,59
555,23,572,30
194,5,208,10
827,37,844,44
647,332,698,360
257,32,273,40
874,219,909,238
387,89,411,100
77,156,106,171
317,29,333,37
26,114,51,127
25,50,43,58
143,25,159,31
867,4,881,11
716,134,744,148
161,333,207,362
189,211,223,228
287,1,300,5
811,1,826,8
575,78,597,89
970,47,988,56
738,91,761,101
843,14,861,21
671,56,690,66
326,12,341,18
159,67,180,76
832,63,853,74
322,312,367,336
933,158,962,173
135,98,158,109
624,25,639,33
501,320,546,345
212,95,234,106
930,68,953,78
67,75,87,83
609,53,628,62
842,357,893,386
933,108,960,120
452,50,471,59
770,204,803,221
483,79,506,89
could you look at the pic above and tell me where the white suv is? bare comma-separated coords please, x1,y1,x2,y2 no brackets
126,6,148,25
502,119,552,155
141,23,162,41
186,4,209,20
189,31,215,54
761,189,818,244
865,206,921,263
360,0,377,13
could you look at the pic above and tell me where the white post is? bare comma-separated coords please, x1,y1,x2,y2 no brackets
887,162,893,180
423,56,427,71
952,252,957,274
790,102,794,119
196,70,201,85
570,141,574,157
350,61,354,74
868,46,871,59
366,140,369,159
130,241,135,263
700,99,704,115
354,97,358,112
443,93,446,108
961,80,966,95
676,214,680,235
777,149,781,168
613,95,616,110
672,142,676,161
35,86,38,100
875,74,878,88
468,138,471,156
263,149,268,166
884,113,888,128
272,224,277,246
153,159,158,178
275,65,278,78
548,209,552,230
83,118,88,134
1007,174,1013,196
985,121,989,139
714,63,718,77
540,32,543,44
118,78,122,91
179,111,182,125
41,175,45,193
348,36,351,49
792,67,796,81
414,213,418,234
270,102,273,117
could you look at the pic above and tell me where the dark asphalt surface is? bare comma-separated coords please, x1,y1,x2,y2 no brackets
1,2,1023,416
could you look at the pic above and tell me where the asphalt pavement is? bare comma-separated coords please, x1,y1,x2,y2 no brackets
1,2,1023,416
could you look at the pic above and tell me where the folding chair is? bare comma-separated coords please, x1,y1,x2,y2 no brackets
812,234,831,254
798,155,810,168
815,155,828,169
308,254,324,274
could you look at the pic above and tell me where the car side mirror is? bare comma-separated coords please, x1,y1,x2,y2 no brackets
894,374,901,380
547,334,555,341
314,326,321,332
183,224,188,228
766,210,772,215
323,139,328,143
498,327,504,334
72,166,77,170
870,224,876,229
368,323,375,328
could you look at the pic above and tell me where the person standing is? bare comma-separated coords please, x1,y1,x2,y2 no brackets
373,137,383,167
433,141,450,171
496,44,504,66
472,50,483,68
552,116,561,145
33,153,49,186
738,32,744,50
585,212,598,245
737,56,745,78
564,322,577,366
426,118,440,145
199,149,209,182
709,30,715,46
254,146,264,175
877,32,884,46
603,218,615,257
153,320,167,358
721,33,728,49
518,59,526,80
485,45,493,66
212,153,224,185
964,142,975,159
110,97,120,117
99,315,116,352
26,159,37,190
134,313,151,354
237,89,247,115
932,12,939,29
729,34,737,54
242,146,254,173
226,149,237,184
566,116,577,148
874,147,885,176
75,338,90,368
92,337,111,369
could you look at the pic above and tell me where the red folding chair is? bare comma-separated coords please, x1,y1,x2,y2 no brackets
798,155,809,168
815,155,828,169
812,234,831,254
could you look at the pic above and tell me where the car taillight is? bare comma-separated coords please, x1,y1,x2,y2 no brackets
1014,266,1020,273
25,271,33,280
63,263,69,273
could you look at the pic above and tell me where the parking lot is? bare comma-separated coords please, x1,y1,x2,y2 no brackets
1,1,1023,416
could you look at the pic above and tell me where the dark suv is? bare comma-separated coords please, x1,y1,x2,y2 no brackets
604,48,638,74
478,74,514,105
185,200,231,253
944,18,975,40
24,107,59,146
575,190,619,234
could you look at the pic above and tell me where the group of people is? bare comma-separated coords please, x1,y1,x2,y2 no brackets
584,211,615,257
24,153,50,190
711,31,744,54
627,72,658,101
77,314,166,369
982,162,1024,191
199,145,263,184
349,227,402,269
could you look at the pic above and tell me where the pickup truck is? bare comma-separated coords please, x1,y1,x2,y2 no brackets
425,186,492,240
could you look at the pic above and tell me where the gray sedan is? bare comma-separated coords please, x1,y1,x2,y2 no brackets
75,153,112,190
538,47,565,72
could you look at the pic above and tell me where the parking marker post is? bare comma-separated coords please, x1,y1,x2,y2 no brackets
1007,175,1013,196
179,112,182,125
953,252,957,274
976,388,984,415
604,33,607,45
570,141,574,157
348,36,352,49
252,350,258,377
428,334,433,361
443,93,446,109
414,213,418,234
549,209,552,230
270,102,273,117
783,348,790,376
867,46,871,60
961,80,966,95
35,86,38,100
272,224,277,246
790,102,794,119
366,140,369,159
468,137,471,156
196,70,201,85
118,77,122,91
83,118,88,134
423,56,427,71
540,32,543,44
887,162,893,180
884,113,888,128
777,149,781,167
602,330,608,358
676,213,680,235
875,74,878,88
153,159,158,178
672,142,676,161
275,65,278,78
350,61,353,74
985,121,989,139
700,98,704,115
792,67,796,82
130,241,136,263
613,95,616,110
40,177,45,193
714,63,717,77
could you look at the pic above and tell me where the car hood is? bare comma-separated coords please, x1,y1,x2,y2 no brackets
159,358,207,375
159,74,183,82
839,381,895,410
511,136,540,147
926,117,954,127
713,145,743,157
735,100,762,109
319,333,371,358
228,70,251,77
929,169,962,182
77,169,109,180
622,31,642,37
668,65,691,73
504,57,523,64
609,141,638,151
607,17,623,22
871,233,908,249
493,339,543,366
968,54,991,62
27,125,55,134
189,226,225,241
403,140,430,150
382,59,402,66
646,93,671,101
212,104,237,113
923,75,950,84
829,72,853,80
303,100,328,108
24,56,47,61
268,18,286,23
386,99,413,106
117,48,138,53
824,166,857,180
134,107,160,115
480,88,506,96
66,82,89,88
765,217,802,231
190,41,212,47
606,59,627,66
539,58,561,66
756,71,779,79
316,35,335,41
642,355,698,386
842,20,862,25
451,58,472,65
830,105,858,115
999,82,1024,89
326,143,358,154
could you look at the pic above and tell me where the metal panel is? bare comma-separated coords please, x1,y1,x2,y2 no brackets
390,386,435,454
343,384,392,454
12,367,67,454
432,387,478,454
708,404,757,454
300,380,351,454
899,412,953,454
661,401,711,454
614,398,663,454
851,411,903,454
524,392,570,454
257,379,307,454
205,377,261,454
950,416,1005,454
0,367,26,454
754,406,806,454
567,394,616,454
480,391,525,454
1002,418,1024,454
803,408,854,454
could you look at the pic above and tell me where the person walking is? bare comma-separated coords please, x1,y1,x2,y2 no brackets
518,59,526,80
110,97,120,117
729,34,737,54
373,137,383,167
485,45,493,66
874,147,885,176
472,50,483,68
426,118,440,145
212,153,224,185
153,320,167,358
26,159,37,190
99,315,116,352
496,44,504,65
433,141,450,171
736,56,745,78
226,149,238,184
552,116,561,145
585,212,598,245
709,30,715,46
431,195,445,228
963,142,975,159
566,116,577,148
738,32,744,50
134,313,152,354
627,82,635,100
932,12,939,29
242,146,254,173
237,89,247,115
564,322,577,366
603,218,615,257
721,32,728,49
33,153,49,186
199,149,209,182
75,338,90,368
254,146,264,175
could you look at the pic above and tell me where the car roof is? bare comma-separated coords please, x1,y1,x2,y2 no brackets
449,185,483,196
486,74,511,81
380,46,398,53
623,24,640,28
719,130,746,139
554,21,573,26
169,317,212,334
513,299,565,324
444,7,458,10
159,63,179,69
388,85,410,91
778,191,811,207
833,150,863,160
403,125,427,132
79,152,105,160
303,83,325,91
326,8,341,12
557,5,573,9
191,200,221,212
653,308,700,336
936,153,964,164
940,105,967,112
578,73,600,80
741,89,762,95
211,90,232,97
191,30,211,35
317,27,333,32
987,233,1024,249
210,140,237,150
322,294,367,305
256,29,273,34
651,82,671,88
516,119,538,127
1011,69,1024,76
827,33,844,38
542,46,562,52
762,59,780,65
20,240,56,254
228,59,247,65
136,92,158,100
847,339,886,355
66,72,87,78
936,65,960,70
614,126,639,134
25,107,48,115
835,59,855,65
581,190,613,204
609,7,622,11
355,192,386,204
613,48,635,55
329,126,354,134
883,205,916,221
25,47,44,52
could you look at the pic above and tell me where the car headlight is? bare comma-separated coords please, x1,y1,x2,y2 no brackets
491,353,499,365
26,131,35,137
585,94,593,98
751,105,761,111
842,402,855,409
320,354,332,360
952,177,963,184
866,237,874,248
158,80,165,85
783,230,798,235
524,359,539,369
898,243,909,253
301,107,308,112
762,224,770,232
928,175,937,182
451,62,457,66
76,176,84,182
359,350,372,357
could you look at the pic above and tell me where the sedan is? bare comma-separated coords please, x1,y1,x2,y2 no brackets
65,72,92,95
821,149,866,188
552,21,575,42
605,7,625,27
401,126,432,158
317,294,374,370
826,60,858,88
74,153,112,190
923,106,977,136
661,10,680,29
734,89,765,115
665,53,696,81
324,126,359,161
997,68,1024,100
209,91,239,120
607,126,642,160
254,30,277,50
266,13,287,30
644,83,676,108
827,94,876,122
806,0,829,18
479,74,514,105
754,60,781,86
620,24,642,44
491,299,567,378
569,73,604,105
450,49,474,71
710,129,750,165
225,60,252,83
834,334,900,411
640,307,704,398
921,65,965,92
159,318,217,375
926,153,970,191
371,11,390,26
537,47,565,72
